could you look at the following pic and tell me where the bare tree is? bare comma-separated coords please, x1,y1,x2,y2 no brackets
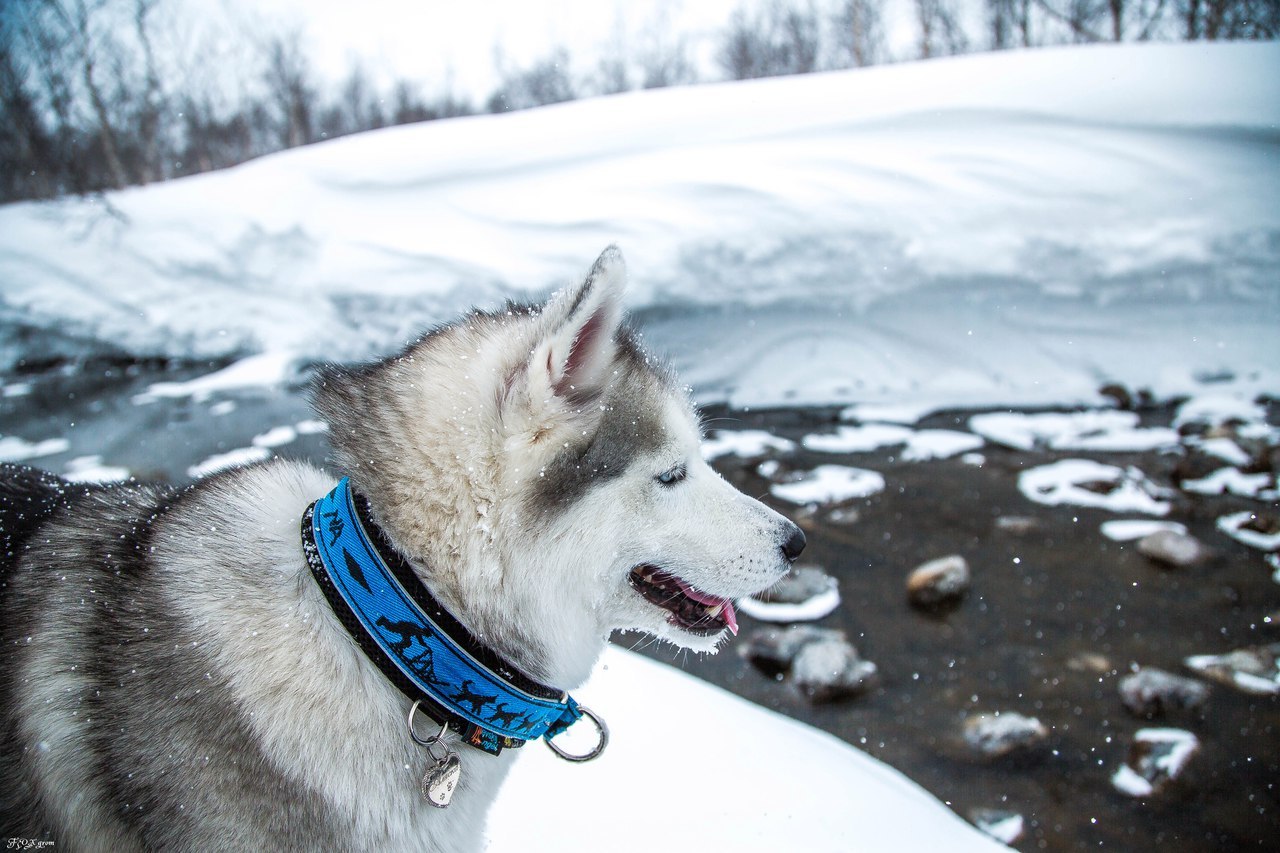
717,1,822,80
915,0,970,58
832,0,886,66
1177,0,1280,38
487,48,576,113
262,30,317,149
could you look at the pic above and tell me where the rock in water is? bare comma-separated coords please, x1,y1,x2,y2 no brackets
962,712,1048,758
907,555,971,610
1111,728,1200,797
1118,667,1210,717
791,636,878,703
1184,643,1280,695
739,626,843,676
1137,530,1214,568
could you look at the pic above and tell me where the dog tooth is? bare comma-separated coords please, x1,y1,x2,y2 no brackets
706,604,723,618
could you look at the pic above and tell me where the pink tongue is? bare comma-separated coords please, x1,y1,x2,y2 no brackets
673,577,740,636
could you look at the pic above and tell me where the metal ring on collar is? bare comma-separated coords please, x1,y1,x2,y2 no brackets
544,704,609,763
408,700,449,748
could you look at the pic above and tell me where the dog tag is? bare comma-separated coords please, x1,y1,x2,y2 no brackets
421,750,462,808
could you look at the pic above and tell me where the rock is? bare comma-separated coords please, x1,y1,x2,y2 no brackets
1118,667,1210,717
1099,383,1133,411
1111,728,1199,797
739,626,842,676
791,636,878,703
962,712,1048,758
1066,652,1113,674
969,808,1025,844
1184,643,1280,695
1136,530,1214,568
994,515,1042,535
907,555,971,610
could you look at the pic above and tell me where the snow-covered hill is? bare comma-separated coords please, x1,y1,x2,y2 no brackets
1,41,1277,410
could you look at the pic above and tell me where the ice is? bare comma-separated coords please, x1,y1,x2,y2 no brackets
770,465,886,505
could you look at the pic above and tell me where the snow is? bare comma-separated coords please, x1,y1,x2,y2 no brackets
486,646,1003,852
186,446,271,479
968,410,1178,453
1215,512,1280,552
701,429,796,461
1182,468,1276,500
1110,728,1200,798
1017,459,1171,516
252,425,299,448
134,353,298,403
1,42,1276,416
802,425,983,460
737,587,842,623
771,465,886,505
63,455,131,484
0,435,71,463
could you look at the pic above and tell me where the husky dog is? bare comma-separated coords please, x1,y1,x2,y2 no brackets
0,247,803,851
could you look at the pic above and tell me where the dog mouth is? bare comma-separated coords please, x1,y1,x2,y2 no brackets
628,566,738,637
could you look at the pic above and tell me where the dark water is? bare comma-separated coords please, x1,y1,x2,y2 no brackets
2,363,1277,851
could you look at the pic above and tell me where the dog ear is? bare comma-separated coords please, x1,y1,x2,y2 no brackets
529,245,626,401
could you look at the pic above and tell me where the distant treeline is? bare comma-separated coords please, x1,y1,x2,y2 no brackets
2,0,1277,204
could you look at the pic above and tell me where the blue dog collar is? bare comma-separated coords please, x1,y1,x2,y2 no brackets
302,477,585,755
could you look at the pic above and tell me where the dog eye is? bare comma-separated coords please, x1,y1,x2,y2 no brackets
655,464,687,486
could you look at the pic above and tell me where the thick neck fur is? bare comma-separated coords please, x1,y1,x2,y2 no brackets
313,312,609,690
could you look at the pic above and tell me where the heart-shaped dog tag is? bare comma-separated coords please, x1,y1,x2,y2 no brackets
421,751,462,808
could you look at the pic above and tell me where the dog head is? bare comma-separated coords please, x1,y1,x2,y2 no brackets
314,247,803,685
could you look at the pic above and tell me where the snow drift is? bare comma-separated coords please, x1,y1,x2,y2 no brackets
1,41,1276,411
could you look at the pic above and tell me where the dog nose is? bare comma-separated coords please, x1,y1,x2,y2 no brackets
781,525,806,562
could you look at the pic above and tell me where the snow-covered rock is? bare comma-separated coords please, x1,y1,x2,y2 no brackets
792,636,878,703
701,429,796,461
1184,643,1280,696
962,712,1048,759
1111,728,1199,798
1017,459,1172,516
1117,667,1210,718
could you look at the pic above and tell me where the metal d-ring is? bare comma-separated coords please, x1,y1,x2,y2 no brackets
408,700,449,750
545,705,609,763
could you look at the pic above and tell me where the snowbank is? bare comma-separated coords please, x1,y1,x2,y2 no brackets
1,42,1277,412
486,646,1003,852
